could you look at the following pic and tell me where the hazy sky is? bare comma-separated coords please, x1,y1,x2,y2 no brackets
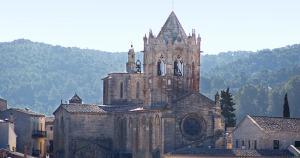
1,0,300,54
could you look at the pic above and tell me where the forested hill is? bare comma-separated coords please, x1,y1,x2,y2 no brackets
0,39,299,120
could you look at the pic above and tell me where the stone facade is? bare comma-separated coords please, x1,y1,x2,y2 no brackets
53,11,224,158
0,108,46,157
232,115,300,150
46,116,54,158
0,119,17,151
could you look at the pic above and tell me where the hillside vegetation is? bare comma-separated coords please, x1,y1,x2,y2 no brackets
0,39,299,119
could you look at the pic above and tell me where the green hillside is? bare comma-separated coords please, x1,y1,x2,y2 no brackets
0,39,299,120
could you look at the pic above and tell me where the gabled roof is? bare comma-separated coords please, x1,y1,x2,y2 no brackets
173,92,215,105
250,115,300,132
4,108,45,117
59,104,106,113
157,11,187,44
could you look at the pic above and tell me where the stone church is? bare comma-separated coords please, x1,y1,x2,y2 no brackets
53,11,224,158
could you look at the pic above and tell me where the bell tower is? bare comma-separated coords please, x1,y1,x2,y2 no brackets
126,44,136,73
143,11,201,106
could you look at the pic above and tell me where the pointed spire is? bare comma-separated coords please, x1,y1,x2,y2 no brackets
69,93,82,104
157,11,187,44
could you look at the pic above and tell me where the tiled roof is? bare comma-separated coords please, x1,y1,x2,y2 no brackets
61,104,106,113
8,108,44,116
157,11,187,43
99,105,158,113
169,147,293,157
251,116,300,132
55,103,160,114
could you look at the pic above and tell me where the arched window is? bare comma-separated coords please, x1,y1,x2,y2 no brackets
119,118,127,149
136,82,140,99
174,59,183,76
120,82,123,98
157,59,166,76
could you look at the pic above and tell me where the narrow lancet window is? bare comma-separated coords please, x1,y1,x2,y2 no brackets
174,60,183,76
157,59,166,76
120,82,124,98
136,82,140,99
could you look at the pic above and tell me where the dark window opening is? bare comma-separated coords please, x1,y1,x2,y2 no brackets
120,82,124,98
157,60,166,76
157,60,161,76
136,82,140,99
136,60,142,73
235,140,239,148
174,60,183,76
295,141,300,147
183,117,201,136
254,140,257,149
273,140,279,149
248,140,251,149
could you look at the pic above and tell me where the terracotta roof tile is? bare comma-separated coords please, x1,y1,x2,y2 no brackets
251,116,300,132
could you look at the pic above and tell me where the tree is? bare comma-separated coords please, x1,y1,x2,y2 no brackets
220,88,236,128
283,93,290,118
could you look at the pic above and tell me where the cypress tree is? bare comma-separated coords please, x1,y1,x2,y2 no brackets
220,88,236,128
283,93,290,118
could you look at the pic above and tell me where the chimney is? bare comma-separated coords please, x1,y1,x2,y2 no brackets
0,98,7,111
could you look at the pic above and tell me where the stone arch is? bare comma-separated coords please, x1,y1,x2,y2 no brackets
174,57,183,76
72,138,112,158
158,54,166,76
157,59,166,76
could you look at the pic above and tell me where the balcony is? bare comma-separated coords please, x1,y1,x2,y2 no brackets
32,130,47,138
32,149,40,157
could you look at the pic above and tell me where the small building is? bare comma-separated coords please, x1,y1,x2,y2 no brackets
232,115,300,150
0,107,47,157
0,119,17,151
45,116,54,158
